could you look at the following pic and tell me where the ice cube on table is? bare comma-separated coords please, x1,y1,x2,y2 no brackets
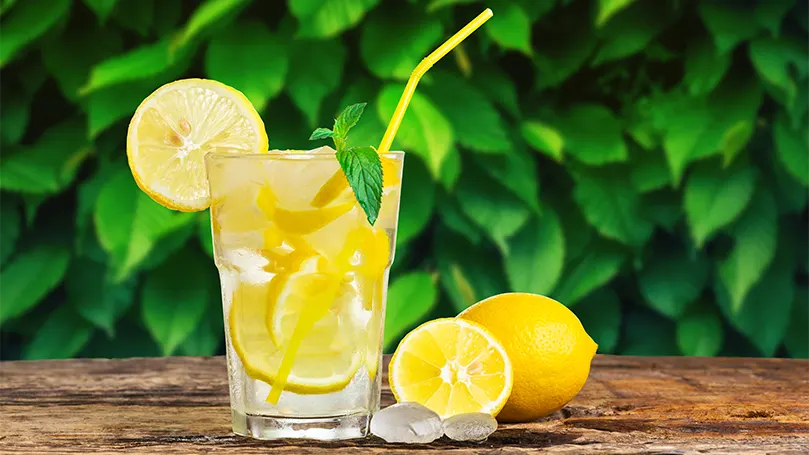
370,402,443,443
442,413,498,442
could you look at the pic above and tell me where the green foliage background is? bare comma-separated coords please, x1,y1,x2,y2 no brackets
0,0,807,360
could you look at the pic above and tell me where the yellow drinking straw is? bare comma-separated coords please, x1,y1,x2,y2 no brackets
377,8,493,154
269,9,493,405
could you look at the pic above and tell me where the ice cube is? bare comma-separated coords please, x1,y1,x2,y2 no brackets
370,402,443,443
442,413,497,441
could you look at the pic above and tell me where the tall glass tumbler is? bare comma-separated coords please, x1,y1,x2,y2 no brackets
205,150,404,440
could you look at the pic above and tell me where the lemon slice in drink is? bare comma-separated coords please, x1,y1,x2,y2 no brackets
127,79,268,211
389,318,513,418
229,259,362,394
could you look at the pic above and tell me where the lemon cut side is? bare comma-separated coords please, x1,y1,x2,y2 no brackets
389,318,513,419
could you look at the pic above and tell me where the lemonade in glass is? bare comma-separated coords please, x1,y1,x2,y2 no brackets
205,147,403,439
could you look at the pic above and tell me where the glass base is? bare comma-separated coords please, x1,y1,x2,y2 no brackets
231,410,370,440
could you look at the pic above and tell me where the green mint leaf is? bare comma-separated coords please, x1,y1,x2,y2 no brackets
337,145,383,225
334,102,366,138
309,127,336,140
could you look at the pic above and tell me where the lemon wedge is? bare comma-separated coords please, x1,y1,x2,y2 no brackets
127,78,268,211
389,318,513,419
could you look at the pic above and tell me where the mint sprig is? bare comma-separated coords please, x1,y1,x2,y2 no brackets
309,103,383,225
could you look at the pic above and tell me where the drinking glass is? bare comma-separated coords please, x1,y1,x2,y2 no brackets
205,149,404,440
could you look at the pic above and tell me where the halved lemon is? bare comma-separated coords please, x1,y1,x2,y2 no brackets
229,263,363,395
389,318,513,419
127,78,268,211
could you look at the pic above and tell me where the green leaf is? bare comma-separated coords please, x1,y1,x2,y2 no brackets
335,103,367,138
0,0,17,16
0,0,70,67
772,157,808,214
437,193,481,244
290,0,381,38
638,249,709,318
81,323,160,358
80,38,175,95
341,79,386,149
573,171,653,247
698,2,759,53
456,160,531,254
180,302,224,356
310,128,337,140
82,0,118,22
198,211,214,258
774,112,809,186
573,288,621,353
676,306,724,357
0,118,91,194
94,168,194,281
471,67,520,118
592,0,673,65
755,0,794,37
552,104,627,165
684,164,757,248
397,156,435,245
648,78,762,185
288,40,347,127
596,0,635,27
41,25,122,101
66,258,135,336
749,36,808,108
75,162,116,253
142,250,212,356
521,120,564,162
438,146,461,190
720,121,754,167
485,3,532,55
553,240,624,306
423,72,511,154
0,202,20,266
620,309,679,356
426,0,478,12
784,287,808,358
534,17,596,89
23,305,93,360
641,190,681,232
716,246,794,356
630,150,671,193
337,146,383,225
360,9,442,80
383,272,438,350
435,227,509,313
506,209,565,296
0,89,29,144
377,85,453,176
205,20,289,112
0,245,70,324
175,0,250,50
111,0,153,36
682,34,730,96
718,190,778,313
474,146,540,211
139,222,196,270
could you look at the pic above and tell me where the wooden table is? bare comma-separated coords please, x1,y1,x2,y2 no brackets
1,355,807,454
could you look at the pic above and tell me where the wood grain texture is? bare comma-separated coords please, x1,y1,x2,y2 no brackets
1,355,808,454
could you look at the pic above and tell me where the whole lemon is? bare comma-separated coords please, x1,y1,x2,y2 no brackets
458,293,597,422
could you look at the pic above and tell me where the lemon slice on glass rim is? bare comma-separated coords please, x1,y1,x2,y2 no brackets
127,78,268,211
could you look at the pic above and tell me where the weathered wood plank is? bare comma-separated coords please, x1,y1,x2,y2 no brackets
1,355,808,454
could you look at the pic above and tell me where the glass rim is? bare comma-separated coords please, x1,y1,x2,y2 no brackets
205,150,405,161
